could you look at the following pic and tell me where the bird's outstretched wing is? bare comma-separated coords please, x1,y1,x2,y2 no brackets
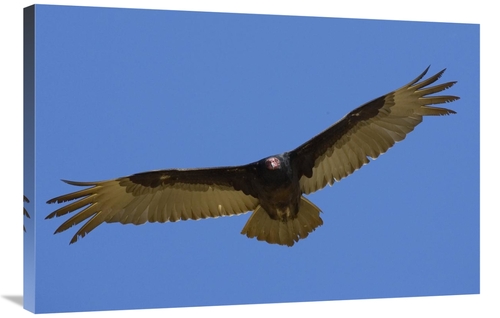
46,166,259,243
292,67,459,194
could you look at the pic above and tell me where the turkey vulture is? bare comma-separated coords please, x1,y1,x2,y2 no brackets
24,195,30,232
46,67,459,247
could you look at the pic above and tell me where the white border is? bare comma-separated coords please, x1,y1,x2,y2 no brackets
1,1,497,317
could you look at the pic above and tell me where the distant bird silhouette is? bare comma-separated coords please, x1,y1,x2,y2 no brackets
47,67,459,246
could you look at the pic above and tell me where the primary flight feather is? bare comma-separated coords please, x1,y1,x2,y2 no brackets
46,66,459,246
24,195,30,232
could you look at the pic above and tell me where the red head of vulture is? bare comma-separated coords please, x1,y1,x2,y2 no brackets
46,67,459,247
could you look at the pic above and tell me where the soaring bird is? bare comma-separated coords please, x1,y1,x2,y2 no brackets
46,67,458,247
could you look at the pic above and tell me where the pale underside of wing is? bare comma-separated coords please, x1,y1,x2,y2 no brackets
298,67,459,194
46,171,259,244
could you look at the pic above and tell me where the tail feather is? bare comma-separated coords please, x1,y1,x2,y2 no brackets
241,196,323,247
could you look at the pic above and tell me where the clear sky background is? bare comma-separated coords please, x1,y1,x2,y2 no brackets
21,5,480,313
2,2,495,318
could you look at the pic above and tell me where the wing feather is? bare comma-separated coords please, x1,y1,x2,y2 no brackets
23,195,30,232
293,67,459,194
46,166,260,243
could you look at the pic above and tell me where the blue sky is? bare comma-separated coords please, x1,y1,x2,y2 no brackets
18,3,480,315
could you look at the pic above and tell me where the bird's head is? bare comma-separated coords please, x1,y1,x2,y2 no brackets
265,157,281,170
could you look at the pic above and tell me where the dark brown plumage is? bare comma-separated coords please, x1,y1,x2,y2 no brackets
46,67,459,246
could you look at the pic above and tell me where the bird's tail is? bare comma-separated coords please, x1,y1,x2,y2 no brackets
241,197,323,247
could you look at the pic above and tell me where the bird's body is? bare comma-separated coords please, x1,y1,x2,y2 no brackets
46,67,459,246
252,154,300,222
